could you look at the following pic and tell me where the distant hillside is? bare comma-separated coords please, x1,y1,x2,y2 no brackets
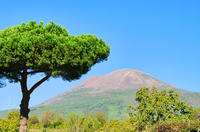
1,69,200,119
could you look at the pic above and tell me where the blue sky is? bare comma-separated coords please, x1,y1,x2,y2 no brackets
0,0,199,110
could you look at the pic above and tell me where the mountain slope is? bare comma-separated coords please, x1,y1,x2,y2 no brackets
69,69,175,91
29,69,200,120
36,69,176,106
1,69,199,119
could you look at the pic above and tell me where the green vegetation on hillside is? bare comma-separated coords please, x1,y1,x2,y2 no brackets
1,88,200,132
28,87,200,120
0,88,199,121
30,88,138,120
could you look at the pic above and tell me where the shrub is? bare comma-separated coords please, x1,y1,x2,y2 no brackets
97,120,135,132
0,110,20,132
129,87,193,129
28,115,41,129
158,119,200,132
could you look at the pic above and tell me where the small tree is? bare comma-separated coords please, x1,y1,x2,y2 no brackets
191,107,200,120
28,115,40,128
66,113,83,131
97,120,135,132
0,21,110,132
129,87,193,130
95,112,107,125
40,110,56,128
0,110,20,132
82,113,107,131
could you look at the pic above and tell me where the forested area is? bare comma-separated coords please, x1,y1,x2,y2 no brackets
1,87,200,132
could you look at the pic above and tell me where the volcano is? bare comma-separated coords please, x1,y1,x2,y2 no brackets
1,69,199,120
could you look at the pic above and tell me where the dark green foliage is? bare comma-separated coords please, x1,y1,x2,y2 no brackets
0,21,110,82
129,87,193,129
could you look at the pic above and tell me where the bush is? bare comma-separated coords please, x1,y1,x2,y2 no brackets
81,114,103,132
61,113,105,132
0,110,20,132
97,120,135,132
129,87,193,129
158,120,200,132
192,107,200,121
40,110,56,128
40,110,65,129
28,115,41,129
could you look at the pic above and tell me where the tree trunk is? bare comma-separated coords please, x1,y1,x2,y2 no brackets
19,69,50,132
19,93,30,132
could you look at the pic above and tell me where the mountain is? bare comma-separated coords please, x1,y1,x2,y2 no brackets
28,69,200,119
1,69,200,119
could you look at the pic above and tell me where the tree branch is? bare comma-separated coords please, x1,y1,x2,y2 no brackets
28,74,51,94
27,70,43,75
